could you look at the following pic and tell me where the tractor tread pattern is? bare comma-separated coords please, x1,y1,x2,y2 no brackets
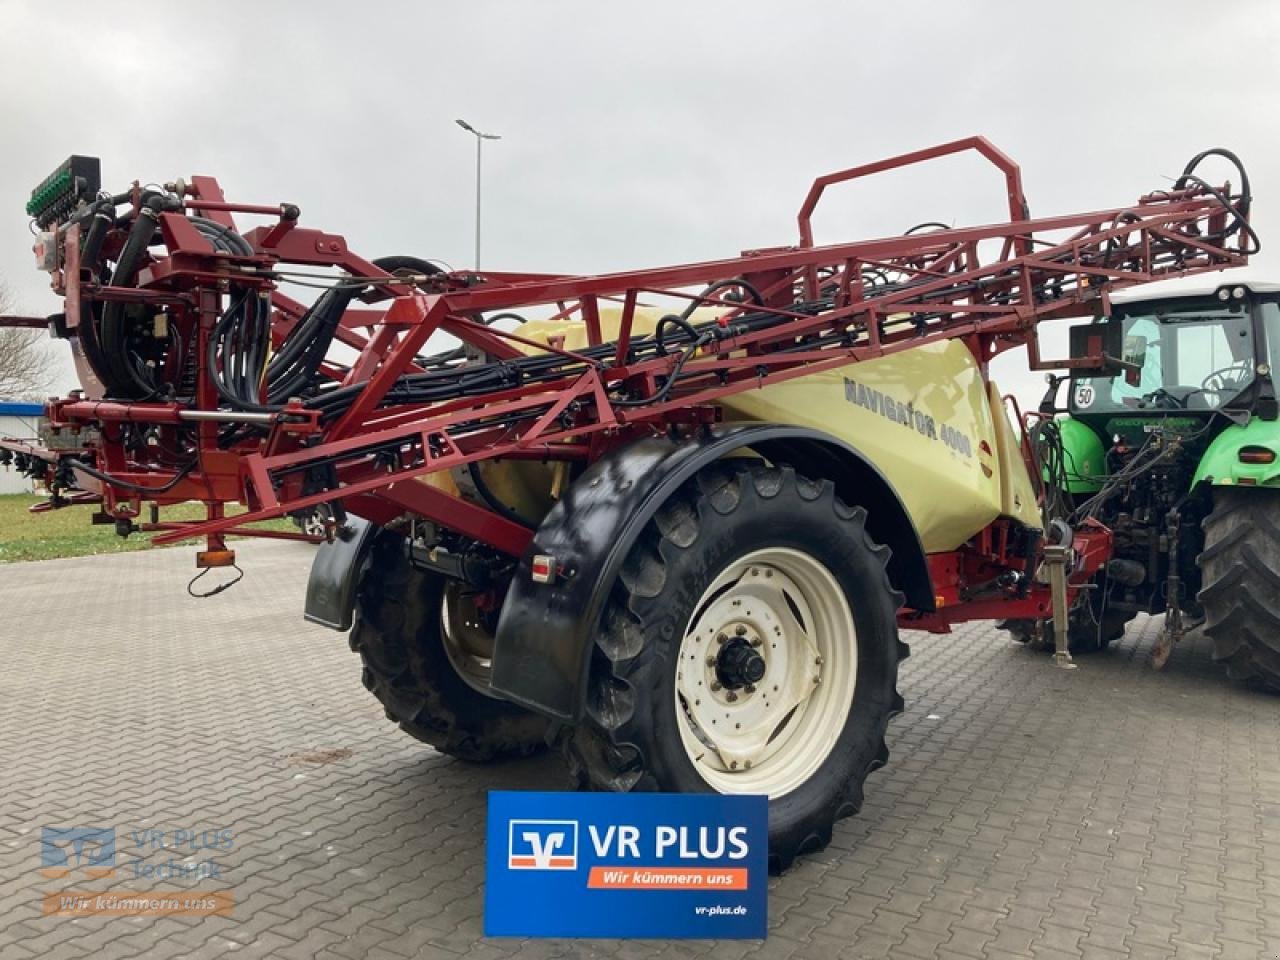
350,533,549,762
1197,489,1280,692
561,462,906,873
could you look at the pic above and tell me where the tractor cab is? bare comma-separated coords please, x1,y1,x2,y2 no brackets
1068,282,1280,432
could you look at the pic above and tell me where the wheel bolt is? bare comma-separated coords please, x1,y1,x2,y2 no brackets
716,633,727,644
711,681,722,691
750,637,762,647
726,692,738,702
735,625,747,637
744,760,753,769
744,684,756,693
814,656,824,666
729,761,738,769
706,657,716,667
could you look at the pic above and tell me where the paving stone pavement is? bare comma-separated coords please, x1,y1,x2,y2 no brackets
1,539,1278,959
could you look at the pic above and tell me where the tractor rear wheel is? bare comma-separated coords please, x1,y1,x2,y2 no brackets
563,462,906,873
350,531,551,760
1197,488,1280,693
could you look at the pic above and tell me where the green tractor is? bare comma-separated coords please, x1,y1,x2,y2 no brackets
1010,279,1280,691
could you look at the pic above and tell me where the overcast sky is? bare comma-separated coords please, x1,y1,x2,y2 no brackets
1,0,1277,409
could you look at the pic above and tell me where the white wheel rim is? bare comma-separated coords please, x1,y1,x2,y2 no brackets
674,546,857,798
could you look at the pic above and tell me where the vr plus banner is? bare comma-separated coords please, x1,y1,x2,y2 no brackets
485,791,767,939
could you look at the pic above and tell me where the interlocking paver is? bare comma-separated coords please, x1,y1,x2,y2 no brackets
1,540,1278,959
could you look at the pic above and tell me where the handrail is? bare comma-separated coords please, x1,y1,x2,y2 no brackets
796,135,1030,252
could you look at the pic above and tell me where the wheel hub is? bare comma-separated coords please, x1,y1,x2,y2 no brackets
715,635,767,690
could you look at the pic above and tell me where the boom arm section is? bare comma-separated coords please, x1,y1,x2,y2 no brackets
0,139,1255,574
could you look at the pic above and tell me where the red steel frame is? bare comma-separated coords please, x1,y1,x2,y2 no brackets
0,137,1251,628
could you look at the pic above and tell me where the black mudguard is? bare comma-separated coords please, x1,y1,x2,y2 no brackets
303,516,377,630
490,423,932,721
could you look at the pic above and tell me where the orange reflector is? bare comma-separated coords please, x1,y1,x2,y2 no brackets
196,549,236,568
1239,446,1276,465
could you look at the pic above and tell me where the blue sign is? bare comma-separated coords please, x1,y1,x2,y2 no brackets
485,791,767,939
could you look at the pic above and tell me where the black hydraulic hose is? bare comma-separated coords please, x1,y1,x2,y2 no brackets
678,278,764,320
74,200,117,387
266,287,354,402
655,314,700,356
65,457,196,494
184,216,320,411
207,290,247,402
370,254,443,280
243,295,267,402
192,217,273,406
904,221,951,235
1171,148,1258,252
79,199,113,264
301,274,784,418
208,290,276,413
100,197,166,397
267,290,334,373
1175,148,1251,218
249,294,272,399
190,216,254,256
653,278,766,356
1172,172,1261,255
306,300,780,418
611,331,717,408
266,253,430,402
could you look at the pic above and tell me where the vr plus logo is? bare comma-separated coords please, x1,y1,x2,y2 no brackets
39,827,117,879
507,820,578,870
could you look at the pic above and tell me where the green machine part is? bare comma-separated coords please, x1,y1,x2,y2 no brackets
1055,417,1106,494
1192,417,1280,489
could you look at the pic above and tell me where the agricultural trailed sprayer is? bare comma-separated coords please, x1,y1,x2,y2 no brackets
0,138,1254,869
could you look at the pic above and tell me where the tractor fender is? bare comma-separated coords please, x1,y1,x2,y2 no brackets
1191,417,1280,489
490,423,933,721
303,516,377,630
1055,417,1107,493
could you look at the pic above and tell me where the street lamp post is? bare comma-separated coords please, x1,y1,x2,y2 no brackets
456,118,501,271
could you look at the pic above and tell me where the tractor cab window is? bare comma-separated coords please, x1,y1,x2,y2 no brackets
1070,303,1255,414
1262,300,1280,381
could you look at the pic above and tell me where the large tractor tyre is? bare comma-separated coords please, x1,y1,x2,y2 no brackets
350,531,552,761
564,463,907,873
1197,489,1280,693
